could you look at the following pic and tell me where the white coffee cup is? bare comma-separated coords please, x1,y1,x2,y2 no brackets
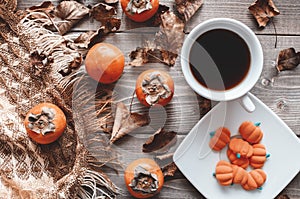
181,18,263,112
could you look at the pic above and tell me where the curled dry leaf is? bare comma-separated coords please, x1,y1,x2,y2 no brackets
151,4,170,26
27,1,54,15
142,128,177,153
155,11,185,66
276,48,300,72
29,50,53,76
162,162,178,177
129,41,160,67
248,0,280,28
111,102,150,143
73,27,110,50
90,3,121,33
54,1,90,35
25,1,55,23
73,4,121,52
175,0,203,22
25,1,89,35
155,153,177,177
129,47,148,67
74,31,98,49
129,11,184,66
72,29,102,57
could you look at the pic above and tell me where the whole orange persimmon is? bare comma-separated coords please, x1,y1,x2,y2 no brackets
135,69,174,107
24,103,66,144
85,43,125,84
120,0,159,22
124,158,164,198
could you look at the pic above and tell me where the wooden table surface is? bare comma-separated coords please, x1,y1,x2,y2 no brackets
17,0,300,198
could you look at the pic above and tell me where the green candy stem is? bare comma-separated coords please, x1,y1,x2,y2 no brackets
213,172,216,177
254,122,261,127
236,153,241,159
209,131,215,137
266,154,270,158
257,187,263,190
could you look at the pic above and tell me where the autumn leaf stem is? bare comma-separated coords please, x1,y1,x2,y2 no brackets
271,18,278,48
147,51,165,63
129,89,135,114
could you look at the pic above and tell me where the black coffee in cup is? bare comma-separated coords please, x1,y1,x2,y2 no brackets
189,29,251,91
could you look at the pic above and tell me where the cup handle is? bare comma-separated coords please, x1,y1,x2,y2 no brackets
238,93,255,112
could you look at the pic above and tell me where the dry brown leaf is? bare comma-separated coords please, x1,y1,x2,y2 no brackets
276,194,290,199
74,31,98,49
200,97,211,117
111,102,150,143
23,1,89,34
54,1,90,35
73,8,121,52
129,41,163,66
248,0,280,28
175,0,203,22
26,1,55,21
90,3,121,33
276,48,300,72
161,162,178,177
155,11,185,66
29,50,53,76
142,128,177,153
129,11,184,67
90,3,116,20
129,47,149,67
151,4,170,26
129,46,172,67
27,1,54,15
73,27,110,50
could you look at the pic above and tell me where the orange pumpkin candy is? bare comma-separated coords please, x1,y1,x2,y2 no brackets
229,138,253,158
231,165,248,185
239,121,263,144
250,144,267,169
227,148,249,169
242,169,267,190
209,127,231,151
215,160,233,186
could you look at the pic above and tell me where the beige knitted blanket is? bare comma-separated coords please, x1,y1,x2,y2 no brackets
0,1,118,198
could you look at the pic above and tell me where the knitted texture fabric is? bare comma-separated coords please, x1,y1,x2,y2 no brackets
0,2,118,198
